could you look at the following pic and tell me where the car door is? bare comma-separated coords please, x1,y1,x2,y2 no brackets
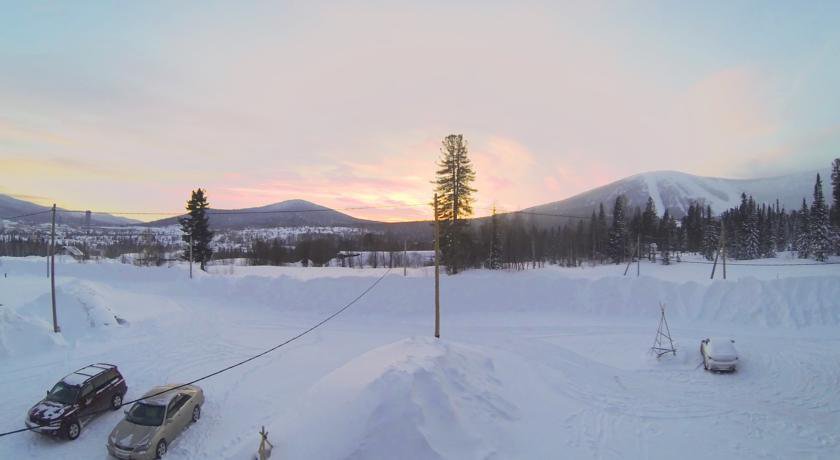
165,395,190,437
91,372,112,412
78,383,96,421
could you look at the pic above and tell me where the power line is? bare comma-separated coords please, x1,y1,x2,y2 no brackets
0,210,52,221
56,203,432,217
505,210,590,220
0,267,392,439
676,259,840,267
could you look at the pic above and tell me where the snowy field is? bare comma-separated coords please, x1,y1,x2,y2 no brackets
1,255,840,459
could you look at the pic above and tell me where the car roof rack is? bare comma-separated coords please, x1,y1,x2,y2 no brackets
62,363,117,386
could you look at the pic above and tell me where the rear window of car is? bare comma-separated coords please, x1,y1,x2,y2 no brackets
711,340,736,355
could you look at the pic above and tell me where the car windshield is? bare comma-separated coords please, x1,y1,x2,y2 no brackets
126,403,166,427
46,382,79,405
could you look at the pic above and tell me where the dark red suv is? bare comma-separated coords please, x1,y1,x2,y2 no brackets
26,363,128,440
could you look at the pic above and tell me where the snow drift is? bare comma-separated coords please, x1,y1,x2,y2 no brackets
0,280,123,357
266,337,517,460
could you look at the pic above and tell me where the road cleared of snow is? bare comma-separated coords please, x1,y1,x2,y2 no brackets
1,256,839,459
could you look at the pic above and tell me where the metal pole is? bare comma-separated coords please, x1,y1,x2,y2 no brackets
710,249,720,279
636,234,641,277
190,229,192,279
434,193,440,339
50,204,59,333
721,226,727,280
403,240,407,277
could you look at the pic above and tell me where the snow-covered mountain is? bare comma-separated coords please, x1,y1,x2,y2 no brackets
0,194,139,226
147,199,373,229
527,169,832,219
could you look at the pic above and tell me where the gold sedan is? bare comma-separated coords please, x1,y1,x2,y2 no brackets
107,384,204,459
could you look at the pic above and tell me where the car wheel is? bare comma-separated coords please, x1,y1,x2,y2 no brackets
192,405,201,423
111,393,123,410
65,420,81,440
155,439,167,459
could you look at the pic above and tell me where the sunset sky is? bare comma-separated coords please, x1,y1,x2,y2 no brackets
2,1,839,221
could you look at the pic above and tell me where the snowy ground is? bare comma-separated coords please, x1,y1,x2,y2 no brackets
1,255,839,459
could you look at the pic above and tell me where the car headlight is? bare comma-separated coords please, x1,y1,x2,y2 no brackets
135,442,150,451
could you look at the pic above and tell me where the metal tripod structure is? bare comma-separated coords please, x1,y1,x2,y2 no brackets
651,302,677,358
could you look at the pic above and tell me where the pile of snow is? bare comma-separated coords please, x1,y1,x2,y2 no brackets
0,280,124,357
261,337,517,460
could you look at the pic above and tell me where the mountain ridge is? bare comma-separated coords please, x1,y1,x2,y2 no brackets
0,194,139,226
525,168,831,220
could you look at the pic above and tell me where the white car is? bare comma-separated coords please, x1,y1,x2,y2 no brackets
700,337,738,372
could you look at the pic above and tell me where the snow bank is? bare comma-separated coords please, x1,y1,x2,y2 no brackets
0,280,123,357
267,337,517,460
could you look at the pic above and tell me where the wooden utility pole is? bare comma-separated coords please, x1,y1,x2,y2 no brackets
710,249,720,279
624,234,641,277
721,226,727,280
403,240,407,277
189,232,194,279
636,234,641,277
434,193,440,339
50,204,59,333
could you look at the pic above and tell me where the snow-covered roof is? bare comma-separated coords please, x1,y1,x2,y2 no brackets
140,385,185,406
709,337,737,355
62,245,84,257
61,363,114,386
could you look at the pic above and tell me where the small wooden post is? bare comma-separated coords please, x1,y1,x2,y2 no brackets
257,426,273,460
50,204,60,333
434,193,440,339
403,240,407,277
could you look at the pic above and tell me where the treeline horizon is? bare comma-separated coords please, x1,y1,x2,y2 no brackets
2,159,839,270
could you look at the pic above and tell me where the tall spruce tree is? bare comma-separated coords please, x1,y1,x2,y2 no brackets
831,158,840,255
180,188,214,271
487,205,502,269
701,205,719,260
795,198,811,259
434,134,477,274
736,194,760,259
658,210,676,264
641,197,658,259
608,195,628,263
831,158,840,228
809,174,831,261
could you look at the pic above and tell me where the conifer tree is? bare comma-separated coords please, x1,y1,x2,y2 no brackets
795,198,811,259
809,174,831,261
743,196,760,259
641,197,658,259
487,205,503,269
608,195,628,263
831,158,840,255
180,188,214,271
701,205,719,260
434,134,477,274
597,203,608,261
658,210,676,264
831,158,840,228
